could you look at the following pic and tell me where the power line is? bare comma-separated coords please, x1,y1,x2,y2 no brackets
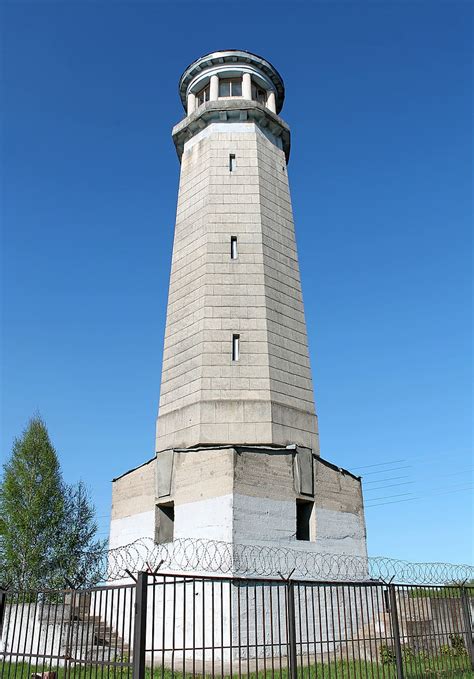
351,451,472,476
365,484,473,508
420,483,474,495
366,492,414,502
363,469,473,494
364,469,473,494
352,459,406,471
362,465,412,476
422,468,473,481
364,481,415,492
364,475,410,485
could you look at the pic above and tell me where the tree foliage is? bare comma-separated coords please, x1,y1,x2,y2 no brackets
0,416,106,590
59,480,105,586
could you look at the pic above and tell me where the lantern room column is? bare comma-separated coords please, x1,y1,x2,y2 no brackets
210,74,219,101
187,92,196,115
267,90,276,113
242,72,252,100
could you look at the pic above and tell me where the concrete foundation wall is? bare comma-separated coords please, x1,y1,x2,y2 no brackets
0,604,66,664
110,458,156,548
110,447,367,562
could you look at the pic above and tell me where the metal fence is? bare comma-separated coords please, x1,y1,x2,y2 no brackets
1,574,473,678
0,581,135,678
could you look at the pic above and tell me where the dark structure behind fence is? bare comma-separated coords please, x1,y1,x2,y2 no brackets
1,574,473,678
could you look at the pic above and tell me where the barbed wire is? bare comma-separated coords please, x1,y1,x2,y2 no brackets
104,537,473,585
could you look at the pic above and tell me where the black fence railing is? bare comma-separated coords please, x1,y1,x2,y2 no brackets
0,581,135,678
1,574,473,678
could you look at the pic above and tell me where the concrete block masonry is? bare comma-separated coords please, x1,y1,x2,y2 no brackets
110,448,367,561
156,118,319,453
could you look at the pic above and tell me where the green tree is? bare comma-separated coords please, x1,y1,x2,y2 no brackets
0,416,106,590
0,416,65,589
58,480,106,587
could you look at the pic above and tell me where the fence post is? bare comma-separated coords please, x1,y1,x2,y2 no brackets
64,585,77,679
133,572,148,679
286,580,298,679
460,586,474,670
388,585,404,679
0,589,6,636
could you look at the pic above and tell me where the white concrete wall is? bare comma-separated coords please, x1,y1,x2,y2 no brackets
1,590,136,668
232,494,367,561
314,507,367,558
0,603,66,665
109,508,155,550
233,493,295,542
174,494,233,543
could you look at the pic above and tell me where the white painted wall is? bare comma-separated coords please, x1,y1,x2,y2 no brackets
314,507,368,558
0,604,66,665
109,509,155,550
175,494,233,543
233,494,295,543
233,494,367,561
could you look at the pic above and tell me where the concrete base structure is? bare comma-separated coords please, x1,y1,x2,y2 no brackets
110,446,367,563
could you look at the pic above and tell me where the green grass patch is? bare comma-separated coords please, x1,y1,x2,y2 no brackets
2,659,473,679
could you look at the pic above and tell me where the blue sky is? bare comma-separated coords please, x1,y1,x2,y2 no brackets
1,1,472,565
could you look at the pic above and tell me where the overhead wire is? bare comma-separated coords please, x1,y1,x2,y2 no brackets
362,465,412,476
352,459,406,470
363,475,410,485
365,484,473,508
364,481,415,492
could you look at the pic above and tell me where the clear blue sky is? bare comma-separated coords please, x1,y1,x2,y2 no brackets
1,1,472,565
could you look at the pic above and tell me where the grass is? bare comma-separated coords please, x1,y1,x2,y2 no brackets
2,660,473,679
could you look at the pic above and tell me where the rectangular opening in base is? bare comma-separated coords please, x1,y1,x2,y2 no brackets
155,501,175,544
296,499,314,541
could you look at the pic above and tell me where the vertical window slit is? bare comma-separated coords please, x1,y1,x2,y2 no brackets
232,334,240,362
229,154,236,172
231,236,238,260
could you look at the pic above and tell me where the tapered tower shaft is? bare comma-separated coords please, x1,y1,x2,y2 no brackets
156,51,319,453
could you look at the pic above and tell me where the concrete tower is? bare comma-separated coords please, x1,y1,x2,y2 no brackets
111,51,367,561
157,51,318,453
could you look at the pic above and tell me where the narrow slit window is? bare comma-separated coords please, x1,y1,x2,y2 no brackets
296,499,313,541
231,236,238,260
229,154,236,172
232,334,240,361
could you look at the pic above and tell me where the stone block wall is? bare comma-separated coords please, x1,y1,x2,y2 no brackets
156,120,318,452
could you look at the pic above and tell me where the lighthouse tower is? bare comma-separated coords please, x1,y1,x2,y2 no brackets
110,51,367,561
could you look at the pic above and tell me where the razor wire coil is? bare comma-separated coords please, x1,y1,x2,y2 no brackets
103,537,473,585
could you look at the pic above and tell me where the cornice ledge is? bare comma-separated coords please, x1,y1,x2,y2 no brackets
172,99,291,162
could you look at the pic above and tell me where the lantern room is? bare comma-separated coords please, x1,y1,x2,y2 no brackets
178,49,285,117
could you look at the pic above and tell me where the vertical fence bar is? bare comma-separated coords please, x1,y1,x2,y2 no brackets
0,589,6,636
133,572,148,679
388,585,404,679
287,580,298,679
460,586,474,671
